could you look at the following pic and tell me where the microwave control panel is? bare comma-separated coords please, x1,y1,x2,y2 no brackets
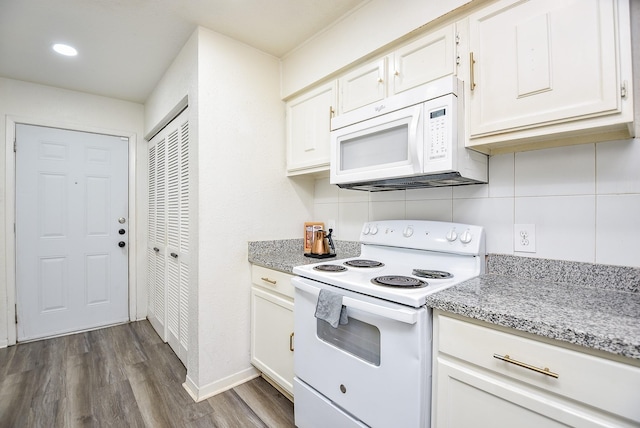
427,106,449,160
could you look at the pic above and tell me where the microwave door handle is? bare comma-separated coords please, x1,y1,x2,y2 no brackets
294,279,418,325
409,105,423,172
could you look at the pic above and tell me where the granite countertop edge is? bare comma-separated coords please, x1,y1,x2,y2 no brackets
425,275,640,361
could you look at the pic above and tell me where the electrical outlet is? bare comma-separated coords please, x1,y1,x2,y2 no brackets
514,224,536,253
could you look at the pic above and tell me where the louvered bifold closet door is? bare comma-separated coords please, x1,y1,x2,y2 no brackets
147,134,167,341
147,107,190,365
165,116,190,365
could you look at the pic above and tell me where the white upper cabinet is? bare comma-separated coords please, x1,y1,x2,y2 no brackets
339,24,458,114
391,25,457,95
464,0,634,153
339,58,387,114
286,80,337,175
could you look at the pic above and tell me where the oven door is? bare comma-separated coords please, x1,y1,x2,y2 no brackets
293,276,431,428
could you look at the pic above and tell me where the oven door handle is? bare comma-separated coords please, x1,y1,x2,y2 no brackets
343,296,418,324
294,280,418,325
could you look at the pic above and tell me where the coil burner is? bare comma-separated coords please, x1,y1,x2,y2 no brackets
313,264,348,272
371,275,427,288
344,259,385,268
412,269,453,280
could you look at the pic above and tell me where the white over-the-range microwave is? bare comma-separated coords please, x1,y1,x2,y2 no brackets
330,75,488,191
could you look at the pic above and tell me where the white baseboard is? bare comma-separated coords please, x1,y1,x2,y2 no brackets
183,366,261,402
0,339,8,349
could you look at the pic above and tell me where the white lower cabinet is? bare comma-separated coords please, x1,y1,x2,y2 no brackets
432,311,640,428
250,265,295,399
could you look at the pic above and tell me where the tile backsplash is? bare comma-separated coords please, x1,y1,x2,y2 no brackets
314,138,640,268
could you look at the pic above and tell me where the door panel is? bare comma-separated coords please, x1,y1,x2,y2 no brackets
16,124,129,341
147,108,190,365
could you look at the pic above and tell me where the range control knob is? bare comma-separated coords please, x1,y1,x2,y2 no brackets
460,230,473,244
403,226,414,237
446,229,458,242
370,225,378,235
363,226,370,235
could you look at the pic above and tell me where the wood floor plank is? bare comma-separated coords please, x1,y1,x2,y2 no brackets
189,389,268,428
0,320,294,428
234,377,295,428
0,371,39,427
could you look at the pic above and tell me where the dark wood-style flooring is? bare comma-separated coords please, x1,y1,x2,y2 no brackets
0,320,294,427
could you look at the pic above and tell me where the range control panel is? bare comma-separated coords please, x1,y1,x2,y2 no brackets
360,220,485,256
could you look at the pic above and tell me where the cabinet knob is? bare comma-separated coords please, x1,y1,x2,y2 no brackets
377,77,384,83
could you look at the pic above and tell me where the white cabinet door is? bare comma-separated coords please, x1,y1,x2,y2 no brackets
286,80,337,175
466,0,632,151
148,108,190,365
251,287,294,396
434,357,613,428
391,25,457,95
339,58,386,114
432,312,640,428
250,265,295,397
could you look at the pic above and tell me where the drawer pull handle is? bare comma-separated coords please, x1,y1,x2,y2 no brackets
260,277,277,285
493,354,559,379
289,332,294,352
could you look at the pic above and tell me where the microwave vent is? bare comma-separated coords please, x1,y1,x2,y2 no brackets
336,172,486,192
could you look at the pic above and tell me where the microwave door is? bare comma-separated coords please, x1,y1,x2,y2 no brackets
331,105,423,185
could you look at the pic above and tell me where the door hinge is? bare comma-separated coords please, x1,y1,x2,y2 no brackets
15,304,17,324
621,81,628,98
13,139,17,153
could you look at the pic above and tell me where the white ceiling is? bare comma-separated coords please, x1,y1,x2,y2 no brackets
0,0,366,103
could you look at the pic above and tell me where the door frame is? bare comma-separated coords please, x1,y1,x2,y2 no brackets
5,116,139,346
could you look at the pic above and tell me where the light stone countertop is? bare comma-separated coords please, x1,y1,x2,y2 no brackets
248,239,360,274
425,274,640,360
248,241,640,361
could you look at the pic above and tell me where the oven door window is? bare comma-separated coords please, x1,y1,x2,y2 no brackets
317,318,381,366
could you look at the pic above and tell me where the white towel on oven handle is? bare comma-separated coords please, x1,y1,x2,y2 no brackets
314,288,349,328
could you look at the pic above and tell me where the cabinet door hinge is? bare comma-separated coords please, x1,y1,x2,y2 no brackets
15,304,17,324
621,81,628,98
455,32,460,45
13,139,17,153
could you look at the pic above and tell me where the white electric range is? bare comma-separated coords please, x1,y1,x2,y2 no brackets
292,220,485,428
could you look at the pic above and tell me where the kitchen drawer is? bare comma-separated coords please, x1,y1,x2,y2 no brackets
251,265,295,299
436,313,640,424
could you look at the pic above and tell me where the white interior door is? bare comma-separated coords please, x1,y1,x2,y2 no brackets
15,124,129,341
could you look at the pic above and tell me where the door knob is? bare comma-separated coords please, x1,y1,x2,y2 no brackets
118,217,126,224
118,229,126,235
118,241,126,248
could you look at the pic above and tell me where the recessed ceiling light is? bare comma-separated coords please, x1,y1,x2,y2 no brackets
52,43,78,57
